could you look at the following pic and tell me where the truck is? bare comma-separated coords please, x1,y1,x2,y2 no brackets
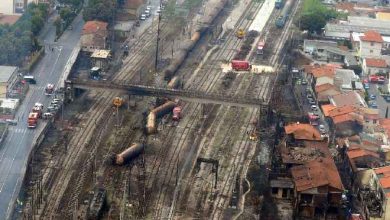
369,75,385,84
28,112,39,128
45,84,55,95
231,60,251,71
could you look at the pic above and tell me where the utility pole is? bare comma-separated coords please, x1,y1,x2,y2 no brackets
155,0,163,72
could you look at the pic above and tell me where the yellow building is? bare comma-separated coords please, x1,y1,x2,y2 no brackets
0,66,18,98
376,12,390,21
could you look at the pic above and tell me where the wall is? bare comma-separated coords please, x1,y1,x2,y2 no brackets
0,83,6,98
0,0,14,14
359,41,382,58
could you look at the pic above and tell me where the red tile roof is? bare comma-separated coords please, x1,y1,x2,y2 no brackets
321,104,337,117
347,148,380,159
284,123,322,141
315,83,335,93
360,30,384,43
328,105,356,117
291,158,344,192
374,166,390,175
82,20,108,35
365,58,388,68
311,66,336,78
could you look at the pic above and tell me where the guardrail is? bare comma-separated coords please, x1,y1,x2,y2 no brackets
57,43,81,90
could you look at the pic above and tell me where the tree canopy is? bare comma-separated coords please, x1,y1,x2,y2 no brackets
0,3,47,66
298,0,338,34
83,0,116,23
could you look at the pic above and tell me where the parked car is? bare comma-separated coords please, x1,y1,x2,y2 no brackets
140,14,146,20
144,9,151,17
369,94,376,100
369,101,378,108
307,94,313,99
308,99,316,105
146,5,152,10
319,125,326,133
306,87,311,92
302,79,308,85
311,105,318,111
43,112,54,119
364,83,370,89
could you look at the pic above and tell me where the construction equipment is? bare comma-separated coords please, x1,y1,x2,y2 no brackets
113,97,124,108
236,28,245,39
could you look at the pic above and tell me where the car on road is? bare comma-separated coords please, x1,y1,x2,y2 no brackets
140,14,146,20
364,83,370,89
144,9,151,17
311,105,318,111
319,124,326,133
369,94,376,100
369,101,378,108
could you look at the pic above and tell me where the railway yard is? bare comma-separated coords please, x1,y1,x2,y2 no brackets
17,0,303,219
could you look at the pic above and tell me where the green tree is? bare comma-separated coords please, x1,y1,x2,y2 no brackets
298,0,338,33
83,0,116,22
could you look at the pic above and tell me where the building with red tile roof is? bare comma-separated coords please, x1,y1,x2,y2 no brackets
363,58,389,76
347,148,382,172
358,30,384,59
81,21,108,53
284,123,322,141
360,30,384,43
365,58,387,68
291,158,344,218
291,158,344,192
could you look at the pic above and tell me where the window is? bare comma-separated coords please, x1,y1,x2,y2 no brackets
301,194,313,203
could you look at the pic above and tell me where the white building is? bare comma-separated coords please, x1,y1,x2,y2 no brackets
0,0,39,15
362,58,389,76
358,30,383,59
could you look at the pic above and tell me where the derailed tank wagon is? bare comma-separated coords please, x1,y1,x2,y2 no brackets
112,143,145,165
145,101,177,134
163,0,228,80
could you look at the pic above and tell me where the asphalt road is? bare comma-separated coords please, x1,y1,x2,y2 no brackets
0,13,84,219
367,83,390,118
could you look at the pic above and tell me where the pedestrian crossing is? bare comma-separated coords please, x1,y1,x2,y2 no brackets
8,127,35,134
29,86,46,91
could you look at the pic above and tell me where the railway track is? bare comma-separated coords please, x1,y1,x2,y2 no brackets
35,19,177,219
41,91,115,219
146,1,272,219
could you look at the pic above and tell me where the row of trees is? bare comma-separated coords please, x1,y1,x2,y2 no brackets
298,0,342,34
0,3,48,66
83,0,117,23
